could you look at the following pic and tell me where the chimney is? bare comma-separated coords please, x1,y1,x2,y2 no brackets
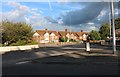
45,29,48,31
65,29,67,32
81,30,83,32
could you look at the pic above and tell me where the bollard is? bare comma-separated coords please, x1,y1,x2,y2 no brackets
86,42,90,51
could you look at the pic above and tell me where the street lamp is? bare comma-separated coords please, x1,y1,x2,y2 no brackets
110,0,117,55
68,13,71,33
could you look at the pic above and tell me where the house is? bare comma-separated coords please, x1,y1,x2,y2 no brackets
33,29,89,44
70,32,79,41
58,29,71,39
76,30,88,41
58,29,79,41
33,29,60,44
115,28,120,40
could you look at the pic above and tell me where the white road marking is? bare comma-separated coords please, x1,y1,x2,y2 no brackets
16,61,31,65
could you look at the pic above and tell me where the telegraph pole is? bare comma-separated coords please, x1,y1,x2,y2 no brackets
110,0,117,55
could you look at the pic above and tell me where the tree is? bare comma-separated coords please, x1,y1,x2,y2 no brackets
99,23,110,40
89,30,101,40
0,23,2,46
2,21,34,46
115,18,120,29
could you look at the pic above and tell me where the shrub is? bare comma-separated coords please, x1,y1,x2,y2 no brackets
0,43,2,46
10,40,26,46
28,41,38,45
69,39,76,42
9,40,38,46
9,43,18,46
59,37,68,42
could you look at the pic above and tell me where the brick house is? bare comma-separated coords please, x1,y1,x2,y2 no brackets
58,29,79,41
115,28,120,40
76,30,88,41
33,29,89,43
33,29,60,44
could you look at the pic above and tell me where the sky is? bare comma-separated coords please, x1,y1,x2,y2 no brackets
0,0,119,32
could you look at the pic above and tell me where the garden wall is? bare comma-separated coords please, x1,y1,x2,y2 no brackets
0,45,39,54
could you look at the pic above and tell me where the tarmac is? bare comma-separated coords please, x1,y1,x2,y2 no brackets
2,43,120,75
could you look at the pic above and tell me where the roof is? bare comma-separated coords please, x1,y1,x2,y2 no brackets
58,31,79,38
76,32,89,36
48,30,60,37
35,29,89,38
71,32,79,37
58,31,69,37
36,30,60,37
36,30,46,36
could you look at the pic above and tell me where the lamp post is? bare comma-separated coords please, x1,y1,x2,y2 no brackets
68,13,71,42
110,0,117,55
69,13,71,33
108,2,112,45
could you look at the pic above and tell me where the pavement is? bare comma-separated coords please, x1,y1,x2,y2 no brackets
2,43,120,75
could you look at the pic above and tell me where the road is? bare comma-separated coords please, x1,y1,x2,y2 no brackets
2,43,120,75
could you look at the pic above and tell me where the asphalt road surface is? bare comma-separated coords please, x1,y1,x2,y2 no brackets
2,43,120,75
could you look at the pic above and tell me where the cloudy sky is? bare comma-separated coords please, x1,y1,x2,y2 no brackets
1,0,119,32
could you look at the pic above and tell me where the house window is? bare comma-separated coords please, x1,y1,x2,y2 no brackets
33,35,38,38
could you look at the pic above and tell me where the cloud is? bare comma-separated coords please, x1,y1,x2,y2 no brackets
2,2,119,32
44,16,58,23
2,10,26,22
7,2,30,12
2,2,55,31
31,8,38,11
87,22,94,25
78,23,99,32
2,2,45,24
57,0,70,3
2,2,30,22
97,9,108,21
62,2,106,25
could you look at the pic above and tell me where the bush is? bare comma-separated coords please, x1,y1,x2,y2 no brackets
59,37,68,42
69,39,76,42
16,40,26,45
10,40,26,46
9,40,38,46
9,43,18,46
0,43,2,46
28,41,38,45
